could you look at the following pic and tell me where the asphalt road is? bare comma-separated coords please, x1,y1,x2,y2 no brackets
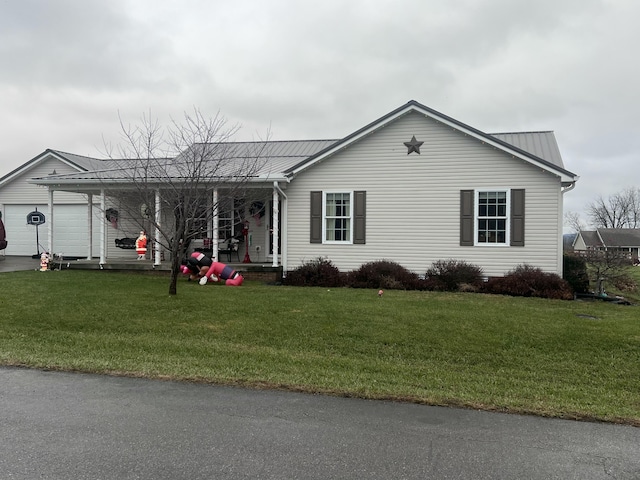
1,367,639,479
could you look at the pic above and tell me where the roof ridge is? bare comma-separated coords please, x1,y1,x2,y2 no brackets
490,130,554,135
193,139,339,146
52,149,106,161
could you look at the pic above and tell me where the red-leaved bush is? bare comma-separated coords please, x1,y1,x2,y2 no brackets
482,264,573,300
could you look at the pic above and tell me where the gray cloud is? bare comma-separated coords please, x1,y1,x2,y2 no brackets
1,0,638,228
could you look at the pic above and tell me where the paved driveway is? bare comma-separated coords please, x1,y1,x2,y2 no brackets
0,255,38,273
1,367,638,479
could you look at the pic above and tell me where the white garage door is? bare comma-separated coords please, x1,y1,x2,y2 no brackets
3,204,101,257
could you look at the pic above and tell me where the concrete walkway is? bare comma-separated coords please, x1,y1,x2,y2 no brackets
1,367,639,480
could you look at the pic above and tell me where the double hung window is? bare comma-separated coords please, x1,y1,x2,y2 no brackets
477,191,508,244
324,192,352,242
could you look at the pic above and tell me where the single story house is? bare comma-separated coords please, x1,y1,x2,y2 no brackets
573,228,640,261
0,100,578,277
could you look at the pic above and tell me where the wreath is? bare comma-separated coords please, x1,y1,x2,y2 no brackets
250,201,265,225
106,208,119,228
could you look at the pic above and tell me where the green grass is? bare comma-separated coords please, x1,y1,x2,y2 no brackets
1,270,639,425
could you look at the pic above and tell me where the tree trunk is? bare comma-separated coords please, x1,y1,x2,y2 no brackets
168,247,183,295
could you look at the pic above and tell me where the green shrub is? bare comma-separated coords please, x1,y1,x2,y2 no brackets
482,264,574,300
425,259,484,292
347,260,422,290
284,257,344,287
563,254,590,293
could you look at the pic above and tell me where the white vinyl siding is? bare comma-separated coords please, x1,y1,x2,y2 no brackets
285,111,564,277
0,158,89,204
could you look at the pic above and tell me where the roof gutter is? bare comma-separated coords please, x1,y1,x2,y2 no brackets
561,179,578,194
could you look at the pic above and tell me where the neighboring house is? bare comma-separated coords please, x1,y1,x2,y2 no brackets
0,100,578,276
573,228,640,261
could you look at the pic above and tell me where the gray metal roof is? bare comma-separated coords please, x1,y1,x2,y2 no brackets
489,132,565,169
29,140,339,185
51,150,111,171
23,102,575,187
187,140,339,179
0,149,106,186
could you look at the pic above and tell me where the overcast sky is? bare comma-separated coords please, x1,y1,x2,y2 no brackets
1,0,638,229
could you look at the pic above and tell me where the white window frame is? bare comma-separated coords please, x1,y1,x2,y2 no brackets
474,189,510,246
323,191,353,244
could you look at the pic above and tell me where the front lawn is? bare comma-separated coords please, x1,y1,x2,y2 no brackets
1,270,638,425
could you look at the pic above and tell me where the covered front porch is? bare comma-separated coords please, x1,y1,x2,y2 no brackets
35,180,289,274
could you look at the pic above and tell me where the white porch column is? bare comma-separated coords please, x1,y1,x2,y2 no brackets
273,182,288,272
87,194,93,260
272,183,279,267
212,188,219,262
47,188,54,255
154,189,161,266
100,189,106,265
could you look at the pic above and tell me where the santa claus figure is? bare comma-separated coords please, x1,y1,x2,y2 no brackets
135,231,148,260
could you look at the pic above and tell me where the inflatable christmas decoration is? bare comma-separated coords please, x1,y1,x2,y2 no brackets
0,211,7,250
181,252,244,286
40,252,50,271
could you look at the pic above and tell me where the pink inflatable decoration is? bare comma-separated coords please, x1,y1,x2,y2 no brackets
185,252,244,286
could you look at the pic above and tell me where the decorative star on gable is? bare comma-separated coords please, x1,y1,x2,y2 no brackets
404,135,424,155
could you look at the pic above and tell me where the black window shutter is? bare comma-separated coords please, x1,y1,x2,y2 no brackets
511,189,525,247
460,190,474,246
310,191,322,243
353,191,366,244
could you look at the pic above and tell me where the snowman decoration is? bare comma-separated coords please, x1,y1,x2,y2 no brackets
40,252,50,271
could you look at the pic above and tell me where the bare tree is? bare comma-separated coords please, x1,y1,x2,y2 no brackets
563,211,585,233
586,187,640,228
100,109,268,295
582,249,632,296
